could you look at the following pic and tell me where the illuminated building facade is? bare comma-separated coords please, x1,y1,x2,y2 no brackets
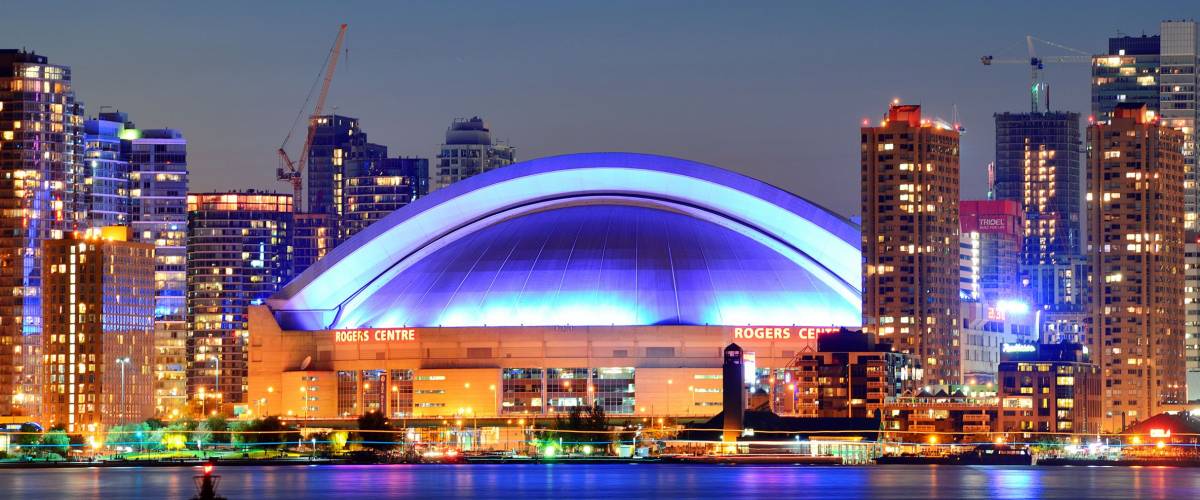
1190,239,1200,401
881,391,997,443
433,117,515,191
959,200,1023,304
82,111,132,227
41,229,155,432
861,103,961,385
187,192,293,410
306,115,386,215
781,329,921,418
996,343,1101,435
0,50,86,416
993,112,1084,313
129,128,189,418
251,153,862,420
338,157,428,242
293,212,333,277
1087,104,1187,431
959,300,1037,385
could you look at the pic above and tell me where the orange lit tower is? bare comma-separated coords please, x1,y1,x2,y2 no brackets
41,228,156,432
1087,103,1186,432
861,103,962,385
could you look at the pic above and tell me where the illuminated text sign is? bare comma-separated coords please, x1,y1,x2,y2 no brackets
731,326,840,341
333,328,417,343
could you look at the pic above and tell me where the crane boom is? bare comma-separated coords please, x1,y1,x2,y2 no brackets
278,23,348,212
980,35,1090,113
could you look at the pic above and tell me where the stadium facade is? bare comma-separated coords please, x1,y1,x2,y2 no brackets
248,153,874,419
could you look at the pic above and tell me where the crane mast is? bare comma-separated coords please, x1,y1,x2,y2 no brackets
278,23,348,212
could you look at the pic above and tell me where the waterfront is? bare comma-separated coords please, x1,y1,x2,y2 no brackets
3,464,1200,499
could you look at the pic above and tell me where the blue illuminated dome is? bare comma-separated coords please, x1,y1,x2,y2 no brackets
269,153,862,330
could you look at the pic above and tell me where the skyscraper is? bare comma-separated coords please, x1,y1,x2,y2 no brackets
41,228,155,433
993,111,1083,311
82,111,132,227
129,128,189,418
1095,21,1200,402
338,157,429,242
1087,103,1186,431
0,50,86,416
306,115,385,215
434,117,515,191
186,192,292,410
861,103,961,385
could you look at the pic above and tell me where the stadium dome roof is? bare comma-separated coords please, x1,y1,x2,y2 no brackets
268,153,861,330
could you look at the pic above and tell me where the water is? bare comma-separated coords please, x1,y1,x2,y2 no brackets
2,464,1200,499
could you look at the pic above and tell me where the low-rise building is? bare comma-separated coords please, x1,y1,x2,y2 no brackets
771,329,921,418
996,343,1102,435
881,390,998,444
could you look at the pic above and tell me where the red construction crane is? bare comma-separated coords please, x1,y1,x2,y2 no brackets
278,23,348,211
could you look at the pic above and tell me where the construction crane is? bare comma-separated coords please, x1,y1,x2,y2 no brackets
278,23,348,212
981,35,1090,113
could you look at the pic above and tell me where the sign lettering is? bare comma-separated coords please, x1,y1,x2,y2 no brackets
333,328,418,343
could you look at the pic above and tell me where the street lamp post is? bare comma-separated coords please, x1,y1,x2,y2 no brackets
116,357,131,424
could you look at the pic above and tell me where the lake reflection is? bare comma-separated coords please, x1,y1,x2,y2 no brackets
2,464,1200,499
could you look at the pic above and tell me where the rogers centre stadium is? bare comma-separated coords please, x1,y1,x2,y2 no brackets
248,152,862,420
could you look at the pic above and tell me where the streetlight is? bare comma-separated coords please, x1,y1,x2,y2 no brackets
667,379,673,417
116,357,131,424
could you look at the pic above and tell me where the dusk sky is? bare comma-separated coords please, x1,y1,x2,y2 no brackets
4,1,1193,216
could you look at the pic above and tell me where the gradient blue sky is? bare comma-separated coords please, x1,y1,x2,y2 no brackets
2,1,1193,216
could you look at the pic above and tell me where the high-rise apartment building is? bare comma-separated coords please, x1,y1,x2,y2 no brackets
959,200,1024,304
41,228,155,433
293,212,334,277
433,117,515,191
993,112,1084,312
1094,22,1199,227
82,111,132,227
186,192,292,410
306,115,385,215
861,103,961,385
339,157,429,242
128,128,189,418
0,50,86,416
1087,103,1186,431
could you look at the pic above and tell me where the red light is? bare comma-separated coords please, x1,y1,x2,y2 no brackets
446,449,459,457
203,464,214,476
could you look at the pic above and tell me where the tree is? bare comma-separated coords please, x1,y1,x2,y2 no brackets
14,423,41,446
242,416,296,448
40,431,70,455
543,404,611,453
205,416,229,445
193,421,213,448
355,411,394,451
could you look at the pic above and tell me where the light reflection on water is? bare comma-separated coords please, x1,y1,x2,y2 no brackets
2,464,1200,499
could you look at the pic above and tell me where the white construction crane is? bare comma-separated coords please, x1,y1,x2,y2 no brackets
982,35,1091,113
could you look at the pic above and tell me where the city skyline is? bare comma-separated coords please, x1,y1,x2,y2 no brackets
2,1,1191,216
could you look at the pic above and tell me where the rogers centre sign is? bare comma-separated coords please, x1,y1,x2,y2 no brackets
333,328,417,343
730,326,840,341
